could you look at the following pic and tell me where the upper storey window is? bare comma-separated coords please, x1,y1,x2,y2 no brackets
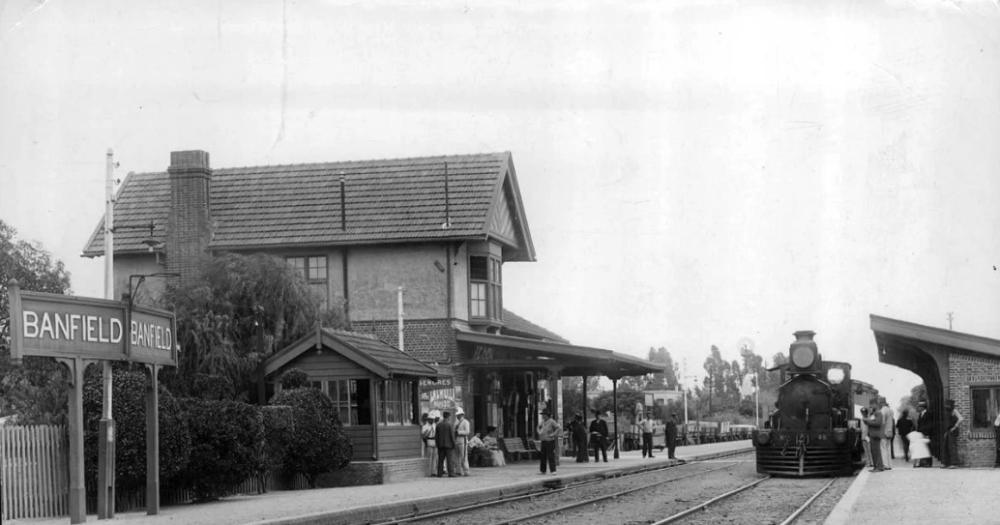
287,255,328,310
469,255,502,322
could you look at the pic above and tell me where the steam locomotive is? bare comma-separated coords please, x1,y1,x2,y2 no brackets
752,330,863,476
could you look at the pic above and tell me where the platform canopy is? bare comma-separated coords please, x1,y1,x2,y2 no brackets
455,330,662,379
870,314,1000,435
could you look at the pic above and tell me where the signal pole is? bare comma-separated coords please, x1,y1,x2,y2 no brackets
99,148,117,519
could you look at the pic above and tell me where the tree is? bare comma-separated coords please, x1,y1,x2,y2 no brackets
645,347,679,390
270,387,352,487
592,389,645,423
0,220,73,424
702,345,726,415
616,374,646,392
909,383,927,406
163,253,348,402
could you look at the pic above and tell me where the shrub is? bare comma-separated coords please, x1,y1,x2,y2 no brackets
259,405,294,491
177,398,263,501
270,388,351,487
279,369,309,390
82,366,191,494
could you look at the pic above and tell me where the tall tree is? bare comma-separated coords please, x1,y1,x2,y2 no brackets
702,345,726,415
646,347,679,390
163,253,347,402
0,220,73,423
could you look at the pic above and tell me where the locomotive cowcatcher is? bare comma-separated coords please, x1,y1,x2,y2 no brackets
752,330,863,476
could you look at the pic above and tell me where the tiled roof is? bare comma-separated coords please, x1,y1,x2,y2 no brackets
326,329,439,377
501,309,569,344
82,152,534,261
263,327,439,379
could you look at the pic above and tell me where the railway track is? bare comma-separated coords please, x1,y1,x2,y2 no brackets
370,457,748,525
651,475,838,525
370,453,855,525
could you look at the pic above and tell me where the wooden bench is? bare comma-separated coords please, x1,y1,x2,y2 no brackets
500,437,537,462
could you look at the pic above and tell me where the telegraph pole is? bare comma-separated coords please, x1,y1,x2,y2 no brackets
99,148,117,519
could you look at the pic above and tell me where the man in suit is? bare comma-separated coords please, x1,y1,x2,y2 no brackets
879,398,894,468
435,410,456,477
916,400,934,467
866,401,885,472
665,413,679,460
589,409,609,463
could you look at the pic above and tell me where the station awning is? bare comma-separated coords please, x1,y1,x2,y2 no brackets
455,330,662,378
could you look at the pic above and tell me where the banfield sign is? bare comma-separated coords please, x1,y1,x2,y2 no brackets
8,281,178,367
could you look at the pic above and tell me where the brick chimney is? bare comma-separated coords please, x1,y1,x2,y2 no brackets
166,150,212,287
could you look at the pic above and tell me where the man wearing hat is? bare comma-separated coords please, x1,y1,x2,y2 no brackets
423,411,440,476
942,399,963,468
571,413,589,463
589,409,609,462
537,409,561,474
454,408,471,476
915,401,934,467
435,410,456,477
665,413,679,460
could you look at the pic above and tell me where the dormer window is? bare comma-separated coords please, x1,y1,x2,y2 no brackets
469,255,502,322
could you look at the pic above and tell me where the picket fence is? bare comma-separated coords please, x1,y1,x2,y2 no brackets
1,424,69,520
1,424,310,520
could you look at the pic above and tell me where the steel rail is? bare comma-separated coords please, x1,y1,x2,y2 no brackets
651,476,770,524
490,462,742,525
372,458,743,525
778,477,837,525
652,475,837,525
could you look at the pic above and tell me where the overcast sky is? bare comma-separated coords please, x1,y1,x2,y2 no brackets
2,0,999,408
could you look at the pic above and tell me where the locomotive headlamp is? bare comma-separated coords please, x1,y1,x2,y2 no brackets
790,345,816,369
827,367,845,384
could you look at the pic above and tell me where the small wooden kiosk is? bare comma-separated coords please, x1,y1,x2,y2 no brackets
262,328,438,484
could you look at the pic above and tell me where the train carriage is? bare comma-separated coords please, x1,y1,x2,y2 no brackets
752,330,863,476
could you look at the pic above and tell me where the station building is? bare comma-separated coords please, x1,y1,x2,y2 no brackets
82,150,659,460
871,314,1000,467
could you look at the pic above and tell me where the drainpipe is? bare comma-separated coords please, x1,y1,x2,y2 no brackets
371,379,380,460
397,287,405,353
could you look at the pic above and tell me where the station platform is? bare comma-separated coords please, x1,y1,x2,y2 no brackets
824,454,999,525
10,441,752,525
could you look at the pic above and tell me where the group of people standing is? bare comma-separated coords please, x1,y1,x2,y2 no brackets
861,397,965,472
423,407,685,478
566,409,613,464
636,412,679,460
860,398,896,472
421,408,472,478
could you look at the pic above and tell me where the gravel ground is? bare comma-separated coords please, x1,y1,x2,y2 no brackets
402,454,860,525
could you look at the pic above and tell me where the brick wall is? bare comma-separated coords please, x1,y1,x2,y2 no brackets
352,319,457,363
948,352,1000,467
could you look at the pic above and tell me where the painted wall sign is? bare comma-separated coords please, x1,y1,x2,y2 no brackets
8,281,178,366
